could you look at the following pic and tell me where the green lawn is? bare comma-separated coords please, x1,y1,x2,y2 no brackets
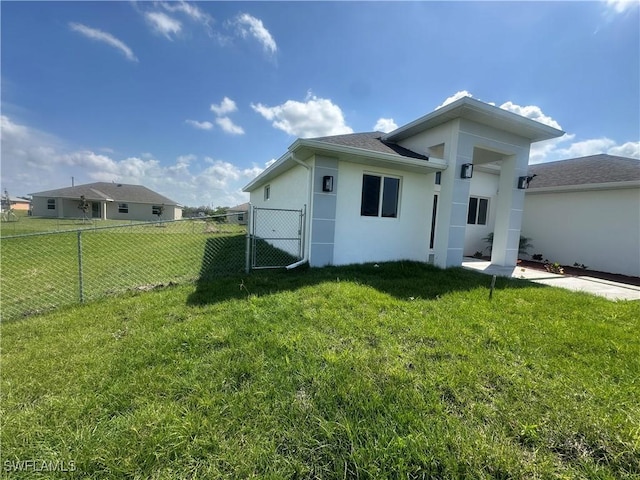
2,262,639,479
1,219,248,320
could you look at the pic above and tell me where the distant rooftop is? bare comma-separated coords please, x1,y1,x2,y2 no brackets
30,182,179,205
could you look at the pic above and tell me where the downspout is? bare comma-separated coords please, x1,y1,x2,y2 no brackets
286,152,312,270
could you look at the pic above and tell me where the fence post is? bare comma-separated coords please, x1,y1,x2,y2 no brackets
77,230,84,303
245,204,252,273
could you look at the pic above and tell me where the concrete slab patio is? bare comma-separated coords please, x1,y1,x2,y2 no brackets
462,258,640,301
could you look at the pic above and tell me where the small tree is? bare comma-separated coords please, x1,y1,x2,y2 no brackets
483,232,533,257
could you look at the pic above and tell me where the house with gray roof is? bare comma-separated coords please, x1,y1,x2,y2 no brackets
521,155,640,277
30,182,182,221
244,97,564,270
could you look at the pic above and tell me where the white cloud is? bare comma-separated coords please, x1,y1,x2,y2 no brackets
210,97,238,116
234,13,277,55
435,90,473,110
185,119,214,130
604,0,639,14
251,94,353,138
0,115,255,207
374,118,398,133
499,101,563,130
215,117,245,135
69,23,138,62
145,11,182,40
161,1,212,26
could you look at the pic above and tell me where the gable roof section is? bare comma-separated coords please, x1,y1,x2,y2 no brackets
384,96,564,143
527,155,640,191
30,182,179,205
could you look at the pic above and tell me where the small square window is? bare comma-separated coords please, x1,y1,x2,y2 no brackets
264,185,271,201
360,174,400,218
118,203,129,214
152,205,163,216
47,198,56,210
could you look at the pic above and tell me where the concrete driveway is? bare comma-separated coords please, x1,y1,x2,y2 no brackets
462,259,640,301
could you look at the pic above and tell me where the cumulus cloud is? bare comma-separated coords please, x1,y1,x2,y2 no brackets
251,94,353,138
499,101,563,130
374,118,398,133
215,117,245,135
69,23,138,62
604,0,639,14
210,97,238,116
0,115,257,207
234,13,277,55
185,119,214,130
161,1,212,26
145,11,182,40
435,90,473,110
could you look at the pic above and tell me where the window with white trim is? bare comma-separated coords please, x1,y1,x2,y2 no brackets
264,184,271,201
467,197,488,225
118,203,129,214
47,198,56,210
360,174,401,218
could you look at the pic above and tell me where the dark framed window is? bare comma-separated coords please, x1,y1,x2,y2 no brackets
264,185,271,201
467,197,488,225
152,205,163,216
118,203,129,214
47,198,56,210
360,174,400,218
435,171,441,185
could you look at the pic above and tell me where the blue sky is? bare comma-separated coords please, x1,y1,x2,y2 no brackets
2,1,638,207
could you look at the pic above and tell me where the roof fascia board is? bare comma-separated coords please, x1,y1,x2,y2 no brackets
526,181,640,194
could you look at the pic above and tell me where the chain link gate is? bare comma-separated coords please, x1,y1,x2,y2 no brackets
249,205,306,270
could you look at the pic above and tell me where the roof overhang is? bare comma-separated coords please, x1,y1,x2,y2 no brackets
243,138,447,192
383,96,565,143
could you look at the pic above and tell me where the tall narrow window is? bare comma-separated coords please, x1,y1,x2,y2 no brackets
360,174,400,218
430,194,438,249
264,184,271,201
467,197,489,225
435,171,441,185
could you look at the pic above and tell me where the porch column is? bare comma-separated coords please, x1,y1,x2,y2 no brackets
101,201,107,220
491,154,527,266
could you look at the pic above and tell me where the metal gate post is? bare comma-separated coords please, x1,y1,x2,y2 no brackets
245,203,252,273
77,230,84,303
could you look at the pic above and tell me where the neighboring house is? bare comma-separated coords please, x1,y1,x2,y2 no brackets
521,155,640,277
244,97,563,269
1,196,31,211
30,182,182,221
228,202,249,225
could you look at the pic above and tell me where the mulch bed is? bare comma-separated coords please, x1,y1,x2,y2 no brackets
517,260,640,287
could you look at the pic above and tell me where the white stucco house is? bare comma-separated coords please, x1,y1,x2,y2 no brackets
243,97,564,270
30,182,182,221
521,155,640,277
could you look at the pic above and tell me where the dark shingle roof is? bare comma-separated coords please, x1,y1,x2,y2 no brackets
30,182,179,205
528,155,640,188
310,132,429,161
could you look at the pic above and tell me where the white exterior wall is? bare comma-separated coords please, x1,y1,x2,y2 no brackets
522,187,640,277
105,202,181,221
333,160,433,265
465,170,499,256
31,196,58,217
31,196,181,221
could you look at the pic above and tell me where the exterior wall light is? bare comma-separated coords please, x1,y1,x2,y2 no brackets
322,175,334,192
518,174,537,189
460,163,473,179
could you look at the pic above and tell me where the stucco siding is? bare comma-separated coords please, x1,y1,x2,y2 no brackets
522,187,640,277
333,161,432,265
465,170,499,256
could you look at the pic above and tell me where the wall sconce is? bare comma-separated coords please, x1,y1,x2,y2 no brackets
460,163,473,179
518,174,537,189
322,175,334,192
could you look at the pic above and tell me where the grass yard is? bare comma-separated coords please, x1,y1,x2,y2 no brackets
0,220,248,320
2,262,639,479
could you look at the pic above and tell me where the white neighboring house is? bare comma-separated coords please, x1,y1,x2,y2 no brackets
521,155,640,277
30,182,182,221
227,203,249,225
243,97,564,269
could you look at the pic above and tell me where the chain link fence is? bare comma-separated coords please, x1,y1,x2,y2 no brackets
251,206,305,269
1,215,248,321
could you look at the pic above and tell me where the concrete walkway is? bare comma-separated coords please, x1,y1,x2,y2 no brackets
461,258,640,301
